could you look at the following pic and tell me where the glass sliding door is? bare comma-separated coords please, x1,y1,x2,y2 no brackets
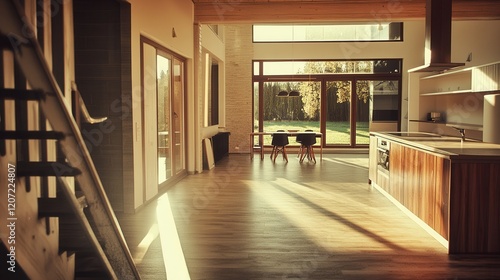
172,58,184,175
157,54,171,184
325,80,352,145
141,36,186,203
157,52,186,182
143,43,158,200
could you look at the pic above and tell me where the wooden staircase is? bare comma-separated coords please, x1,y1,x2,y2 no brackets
0,1,140,279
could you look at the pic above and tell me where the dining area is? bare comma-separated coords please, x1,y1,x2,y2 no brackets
249,130,323,163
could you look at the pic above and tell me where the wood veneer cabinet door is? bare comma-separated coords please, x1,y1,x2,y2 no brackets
404,146,420,214
389,142,404,202
420,152,436,229
449,161,500,253
388,143,449,240
420,151,449,240
433,156,449,240
369,136,378,184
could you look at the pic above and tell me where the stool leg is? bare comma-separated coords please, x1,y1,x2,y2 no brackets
283,146,288,162
309,146,316,163
272,147,278,162
299,145,306,163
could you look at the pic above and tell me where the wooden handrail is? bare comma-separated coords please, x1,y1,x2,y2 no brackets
0,1,141,279
71,82,107,127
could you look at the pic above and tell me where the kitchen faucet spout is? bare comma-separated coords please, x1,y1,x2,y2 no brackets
452,127,466,141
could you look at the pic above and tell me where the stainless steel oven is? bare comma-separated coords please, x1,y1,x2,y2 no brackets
377,138,390,173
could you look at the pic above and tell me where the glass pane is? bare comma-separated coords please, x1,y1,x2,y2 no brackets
254,23,403,42
262,81,320,145
355,81,371,145
367,80,399,122
262,60,400,75
157,54,171,184
326,81,351,145
263,61,309,75
253,82,260,148
173,59,184,174
253,61,260,76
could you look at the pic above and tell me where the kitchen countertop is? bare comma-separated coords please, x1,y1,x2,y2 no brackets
370,131,500,160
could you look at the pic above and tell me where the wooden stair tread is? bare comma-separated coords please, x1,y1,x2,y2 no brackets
0,88,45,101
17,161,81,177
0,130,65,140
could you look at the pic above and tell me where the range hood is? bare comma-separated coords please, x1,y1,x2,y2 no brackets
408,0,465,72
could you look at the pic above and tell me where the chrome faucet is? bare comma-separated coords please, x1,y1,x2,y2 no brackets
452,127,466,141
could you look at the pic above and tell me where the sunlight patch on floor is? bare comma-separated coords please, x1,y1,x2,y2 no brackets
245,178,399,253
133,223,159,264
322,157,369,170
371,182,449,249
157,193,191,280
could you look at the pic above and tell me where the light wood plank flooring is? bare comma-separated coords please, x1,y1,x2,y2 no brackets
117,154,500,280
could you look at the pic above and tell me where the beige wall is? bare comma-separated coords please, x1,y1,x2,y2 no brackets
129,0,194,210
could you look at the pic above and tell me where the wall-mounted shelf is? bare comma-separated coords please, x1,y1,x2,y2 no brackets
419,68,472,96
420,89,472,96
419,61,500,96
409,119,445,124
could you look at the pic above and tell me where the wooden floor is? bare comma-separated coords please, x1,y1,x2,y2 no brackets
117,153,500,280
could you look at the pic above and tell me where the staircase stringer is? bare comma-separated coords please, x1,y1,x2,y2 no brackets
0,1,140,279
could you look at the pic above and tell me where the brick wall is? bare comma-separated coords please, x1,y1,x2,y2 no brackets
224,25,253,153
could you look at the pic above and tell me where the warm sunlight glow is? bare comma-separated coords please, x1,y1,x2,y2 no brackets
371,183,449,249
157,193,191,280
323,157,369,170
134,224,159,264
245,177,409,253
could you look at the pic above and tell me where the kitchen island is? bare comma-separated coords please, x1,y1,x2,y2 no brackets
369,132,500,254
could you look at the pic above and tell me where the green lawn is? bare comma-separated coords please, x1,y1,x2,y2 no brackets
255,121,369,146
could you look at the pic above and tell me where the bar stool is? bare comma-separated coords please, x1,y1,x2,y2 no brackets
270,130,289,162
298,131,316,163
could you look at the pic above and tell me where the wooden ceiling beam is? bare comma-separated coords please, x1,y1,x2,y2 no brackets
193,0,500,24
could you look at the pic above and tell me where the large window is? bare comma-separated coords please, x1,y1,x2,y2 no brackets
253,60,401,148
253,23,403,42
